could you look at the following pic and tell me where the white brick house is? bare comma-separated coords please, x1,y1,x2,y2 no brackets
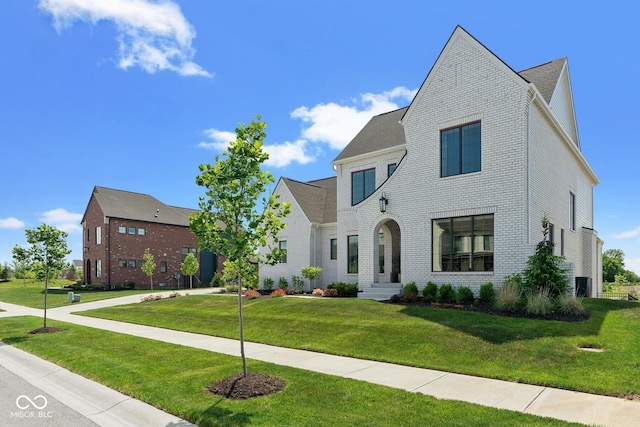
259,26,602,298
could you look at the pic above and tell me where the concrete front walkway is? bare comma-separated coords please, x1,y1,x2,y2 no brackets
1,289,640,426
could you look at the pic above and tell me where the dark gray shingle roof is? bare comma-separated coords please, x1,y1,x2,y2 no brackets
282,177,336,224
333,107,408,162
518,57,566,104
89,186,195,226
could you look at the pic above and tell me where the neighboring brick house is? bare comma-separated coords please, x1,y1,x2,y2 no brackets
259,26,602,299
81,186,224,289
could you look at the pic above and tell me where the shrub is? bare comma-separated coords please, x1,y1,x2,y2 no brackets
312,288,324,296
422,281,438,301
437,284,455,303
270,289,287,298
456,286,474,304
168,291,181,298
495,278,520,312
225,285,239,293
140,294,163,302
557,294,585,316
291,275,305,294
301,266,322,289
211,272,225,288
278,277,289,290
126,281,136,290
243,289,260,299
327,282,358,297
403,282,419,302
323,288,338,297
344,284,358,297
525,287,554,316
479,282,495,303
262,277,274,291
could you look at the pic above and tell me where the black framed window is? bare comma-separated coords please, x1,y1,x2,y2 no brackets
128,260,136,268
432,214,493,272
561,228,565,256
570,192,576,230
351,168,375,205
128,226,136,235
118,226,126,234
330,238,337,260
118,259,127,268
138,228,146,236
279,241,287,263
348,235,358,274
441,122,481,177
387,163,397,177
181,247,197,261
160,261,167,273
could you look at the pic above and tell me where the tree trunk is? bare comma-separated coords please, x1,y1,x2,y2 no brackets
238,276,247,377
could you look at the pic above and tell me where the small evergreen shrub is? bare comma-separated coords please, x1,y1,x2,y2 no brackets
270,289,287,298
323,288,338,297
437,284,455,303
291,275,305,294
557,294,585,316
479,282,495,303
126,281,136,290
456,286,474,304
278,277,289,290
525,287,554,316
403,281,419,302
495,278,520,312
262,277,274,291
327,282,358,297
422,281,438,301
211,272,225,288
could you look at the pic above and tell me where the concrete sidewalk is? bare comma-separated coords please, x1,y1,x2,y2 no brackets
2,290,640,426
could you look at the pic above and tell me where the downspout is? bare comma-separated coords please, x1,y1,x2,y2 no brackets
313,224,319,290
527,91,533,245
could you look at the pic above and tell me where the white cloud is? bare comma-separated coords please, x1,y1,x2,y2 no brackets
626,258,640,275
0,217,25,229
291,86,416,150
264,140,314,167
612,226,640,239
40,208,83,233
39,0,211,77
197,128,237,151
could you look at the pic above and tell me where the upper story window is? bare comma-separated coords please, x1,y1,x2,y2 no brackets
118,226,126,234
387,163,397,177
569,192,576,231
279,241,287,263
128,227,136,235
181,247,197,261
441,121,481,178
95,226,101,245
138,228,146,236
352,168,375,205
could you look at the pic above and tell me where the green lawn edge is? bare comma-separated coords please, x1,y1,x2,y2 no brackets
0,316,583,427
77,295,640,399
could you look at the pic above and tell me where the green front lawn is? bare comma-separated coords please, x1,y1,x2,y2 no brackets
78,295,640,398
0,279,152,308
0,316,582,427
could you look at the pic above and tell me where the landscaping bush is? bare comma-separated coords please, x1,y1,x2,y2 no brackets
168,291,181,298
211,272,225,288
312,288,324,296
525,287,554,316
403,281,419,302
326,282,358,297
437,284,455,303
270,289,287,298
278,277,288,290
225,285,239,293
557,294,585,316
422,281,438,301
291,275,305,294
243,289,260,299
262,277,274,291
479,282,495,303
322,288,338,297
495,277,520,312
126,281,136,290
456,286,475,304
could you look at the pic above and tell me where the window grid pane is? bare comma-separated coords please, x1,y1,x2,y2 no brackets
432,214,493,272
348,235,358,274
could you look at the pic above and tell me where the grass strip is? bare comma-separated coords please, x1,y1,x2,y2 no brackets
78,295,640,398
0,316,582,427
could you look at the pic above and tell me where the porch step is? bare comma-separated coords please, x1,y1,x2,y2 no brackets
359,283,403,301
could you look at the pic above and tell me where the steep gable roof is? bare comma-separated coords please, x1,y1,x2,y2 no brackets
518,57,566,104
85,186,195,227
333,107,408,163
282,177,337,224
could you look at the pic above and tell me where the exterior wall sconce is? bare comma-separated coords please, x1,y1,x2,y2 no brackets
379,192,388,212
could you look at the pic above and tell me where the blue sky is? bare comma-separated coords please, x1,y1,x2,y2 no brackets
1,1,639,274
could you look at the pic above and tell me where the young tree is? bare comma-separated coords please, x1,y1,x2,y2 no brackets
13,224,70,328
12,246,31,287
190,116,290,377
141,248,156,291
180,252,199,289
301,266,322,290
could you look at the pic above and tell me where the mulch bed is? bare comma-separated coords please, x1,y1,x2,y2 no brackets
207,372,286,400
29,327,65,334
385,298,591,322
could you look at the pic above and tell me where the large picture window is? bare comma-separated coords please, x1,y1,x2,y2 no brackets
348,235,358,274
432,214,493,272
441,122,481,177
351,168,375,205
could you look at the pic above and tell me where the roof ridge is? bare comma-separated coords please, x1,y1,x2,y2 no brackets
518,57,566,74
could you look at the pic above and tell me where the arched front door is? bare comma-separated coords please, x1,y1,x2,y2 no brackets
374,219,401,284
